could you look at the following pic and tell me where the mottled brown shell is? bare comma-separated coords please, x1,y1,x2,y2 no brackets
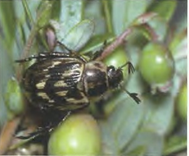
83,61,109,97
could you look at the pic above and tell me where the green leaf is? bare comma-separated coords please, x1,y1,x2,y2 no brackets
0,42,14,91
126,71,148,96
0,93,8,127
0,1,16,48
52,20,94,51
148,0,177,22
81,34,114,54
55,0,84,39
142,93,174,135
174,57,187,78
124,130,163,156
84,0,106,35
100,97,144,155
147,16,168,42
21,0,41,24
169,29,187,58
125,146,146,156
173,8,187,32
112,0,147,35
163,136,187,156
4,78,25,117
59,0,83,23
36,0,55,28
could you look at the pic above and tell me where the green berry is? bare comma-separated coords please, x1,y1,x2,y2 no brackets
104,47,129,80
48,113,101,155
176,83,187,121
4,78,25,117
139,43,174,85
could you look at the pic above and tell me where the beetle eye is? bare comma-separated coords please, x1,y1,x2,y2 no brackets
107,66,123,88
107,66,115,73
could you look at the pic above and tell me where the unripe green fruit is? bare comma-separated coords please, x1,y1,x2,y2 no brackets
139,43,174,85
176,84,187,121
4,78,25,118
48,113,101,155
104,47,129,80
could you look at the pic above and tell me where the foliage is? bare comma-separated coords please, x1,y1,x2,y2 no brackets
0,0,186,155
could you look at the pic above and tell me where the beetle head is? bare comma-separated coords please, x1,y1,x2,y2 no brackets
107,66,123,88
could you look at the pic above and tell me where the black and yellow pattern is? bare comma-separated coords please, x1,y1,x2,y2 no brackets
17,51,139,113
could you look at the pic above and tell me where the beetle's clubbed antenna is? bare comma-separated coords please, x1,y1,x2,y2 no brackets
119,61,135,74
120,85,141,104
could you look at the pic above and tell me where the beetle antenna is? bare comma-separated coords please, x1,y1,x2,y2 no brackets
120,85,141,104
119,61,135,74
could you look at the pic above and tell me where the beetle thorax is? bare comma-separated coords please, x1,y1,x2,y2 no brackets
82,61,123,98
82,61,109,97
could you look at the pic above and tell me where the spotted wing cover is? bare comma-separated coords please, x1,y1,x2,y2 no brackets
23,57,88,110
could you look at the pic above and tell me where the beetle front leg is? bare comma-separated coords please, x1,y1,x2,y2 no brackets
120,85,141,104
119,61,135,74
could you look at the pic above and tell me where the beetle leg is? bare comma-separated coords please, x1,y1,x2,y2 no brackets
15,55,41,63
56,41,88,61
56,41,74,54
127,62,135,74
16,111,71,140
119,85,141,104
50,111,71,132
15,52,71,63
15,128,46,140
15,123,55,140
126,91,141,104
15,53,52,63
37,52,70,60
90,40,107,60
120,61,135,74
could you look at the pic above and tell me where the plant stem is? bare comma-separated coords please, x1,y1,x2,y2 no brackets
97,27,133,61
21,0,34,25
0,117,21,155
16,26,38,82
102,0,113,34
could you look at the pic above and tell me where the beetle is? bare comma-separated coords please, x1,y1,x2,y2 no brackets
16,44,140,138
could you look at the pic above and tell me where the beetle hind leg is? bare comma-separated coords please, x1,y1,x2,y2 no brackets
15,126,50,140
15,53,51,63
119,61,135,74
56,41,74,54
15,111,71,140
15,55,40,63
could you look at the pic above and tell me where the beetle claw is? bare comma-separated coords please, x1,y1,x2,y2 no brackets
129,93,141,104
119,61,135,74
120,85,141,104
128,62,135,74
